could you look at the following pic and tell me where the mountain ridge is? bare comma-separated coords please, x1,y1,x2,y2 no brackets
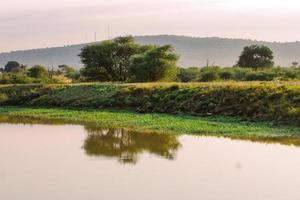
1,35,300,68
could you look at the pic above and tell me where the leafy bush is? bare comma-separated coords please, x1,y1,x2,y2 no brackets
245,71,276,81
199,67,220,82
182,67,300,82
177,67,200,82
28,65,48,78
0,73,33,84
219,70,234,80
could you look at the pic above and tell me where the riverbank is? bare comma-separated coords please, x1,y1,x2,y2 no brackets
1,82,300,125
1,107,300,146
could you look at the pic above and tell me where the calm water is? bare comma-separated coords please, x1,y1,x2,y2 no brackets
1,120,300,200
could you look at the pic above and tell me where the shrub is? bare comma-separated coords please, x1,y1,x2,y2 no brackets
28,65,48,78
219,70,234,80
245,71,276,81
231,67,251,81
177,67,200,82
199,67,220,82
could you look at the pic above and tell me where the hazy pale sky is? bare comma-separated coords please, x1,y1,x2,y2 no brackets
1,0,300,52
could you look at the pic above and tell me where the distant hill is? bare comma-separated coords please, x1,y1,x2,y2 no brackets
1,35,300,68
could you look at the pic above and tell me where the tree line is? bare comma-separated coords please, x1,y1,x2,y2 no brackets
1,36,300,84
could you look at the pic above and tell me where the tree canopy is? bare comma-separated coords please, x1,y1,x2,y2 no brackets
4,61,25,73
79,36,178,82
129,45,178,82
80,36,141,82
237,45,274,69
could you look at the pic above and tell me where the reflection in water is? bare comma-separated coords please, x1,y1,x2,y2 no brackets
0,115,181,164
2,118,300,200
84,127,181,164
1,114,300,149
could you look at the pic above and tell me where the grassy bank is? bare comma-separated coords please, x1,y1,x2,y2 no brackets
1,82,300,125
1,107,300,146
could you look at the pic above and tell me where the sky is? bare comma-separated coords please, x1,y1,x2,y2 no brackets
1,0,300,52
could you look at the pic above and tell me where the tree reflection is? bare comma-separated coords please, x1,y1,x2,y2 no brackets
83,127,181,164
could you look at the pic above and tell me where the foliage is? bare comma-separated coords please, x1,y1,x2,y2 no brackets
28,65,48,78
80,36,179,82
0,73,33,84
58,65,80,81
0,62,70,84
129,45,178,82
0,71,61,84
177,67,200,82
4,61,26,73
219,69,234,80
245,71,276,81
1,107,300,144
2,82,300,126
80,36,142,82
176,67,300,82
199,66,220,82
79,67,112,82
237,45,274,69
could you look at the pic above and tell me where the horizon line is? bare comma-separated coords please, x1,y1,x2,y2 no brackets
1,34,300,54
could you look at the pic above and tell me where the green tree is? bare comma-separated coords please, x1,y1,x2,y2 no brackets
129,45,178,82
237,45,274,69
4,61,26,73
79,36,141,82
28,65,48,78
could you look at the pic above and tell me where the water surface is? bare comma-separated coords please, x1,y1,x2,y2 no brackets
1,120,300,200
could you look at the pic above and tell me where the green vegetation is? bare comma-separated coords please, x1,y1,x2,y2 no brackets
1,82,300,125
237,45,274,69
1,38,300,84
80,36,178,82
177,66,300,82
2,36,300,69
1,107,300,140
28,65,49,78
177,67,199,82
129,45,178,82
3,61,27,73
0,62,78,84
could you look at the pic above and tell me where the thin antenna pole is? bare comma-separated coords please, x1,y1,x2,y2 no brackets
94,32,97,42
107,25,111,39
